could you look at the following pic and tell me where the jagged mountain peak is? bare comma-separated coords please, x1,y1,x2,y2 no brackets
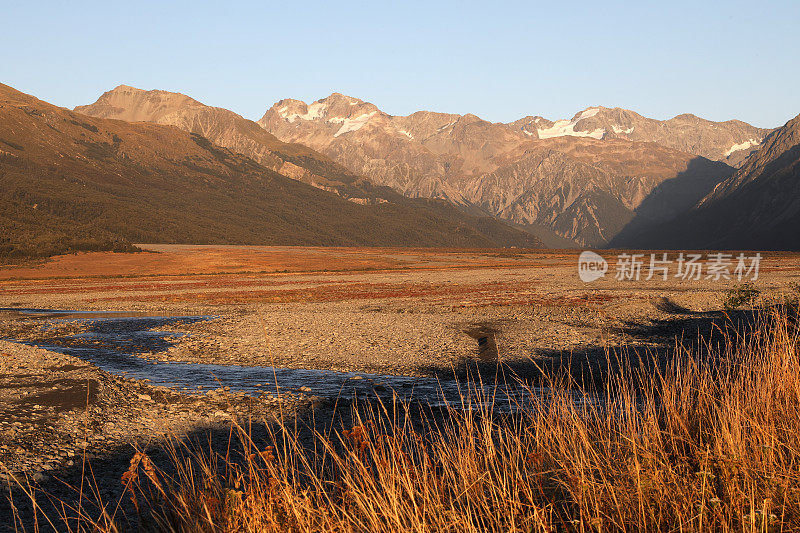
614,112,800,250
570,106,604,119
322,92,365,105
506,105,772,163
257,92,774,246
263,96,524,139
263,93,384,139
271,93,377,117
703,112,800,203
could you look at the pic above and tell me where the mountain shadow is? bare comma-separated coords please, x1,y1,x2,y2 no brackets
608,157,734,248
659,140,800,250
610,113,800,251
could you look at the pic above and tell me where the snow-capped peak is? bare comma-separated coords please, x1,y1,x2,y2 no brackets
536,108,605,140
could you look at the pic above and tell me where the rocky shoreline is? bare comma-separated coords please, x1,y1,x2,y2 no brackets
0,338,315,531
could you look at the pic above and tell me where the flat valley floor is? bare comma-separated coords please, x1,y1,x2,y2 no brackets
2,245,799,374
1,245,799,529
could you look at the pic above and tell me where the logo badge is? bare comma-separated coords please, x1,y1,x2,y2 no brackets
578,251,608,282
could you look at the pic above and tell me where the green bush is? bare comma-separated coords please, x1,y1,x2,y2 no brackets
723,282,761,310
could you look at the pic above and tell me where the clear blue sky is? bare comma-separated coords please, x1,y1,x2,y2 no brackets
4,0,798,128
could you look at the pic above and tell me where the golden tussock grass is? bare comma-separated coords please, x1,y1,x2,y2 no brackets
12,306,800,532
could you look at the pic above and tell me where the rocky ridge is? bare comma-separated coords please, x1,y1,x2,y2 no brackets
1,82,542,253
509,106,770,166
74,86,386,201
74,86,771,248
258,94,760,246
613,113,800,250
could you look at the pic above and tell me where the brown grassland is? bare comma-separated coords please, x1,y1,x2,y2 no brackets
0,245,559,280
9,304,800,532
3,246,800,531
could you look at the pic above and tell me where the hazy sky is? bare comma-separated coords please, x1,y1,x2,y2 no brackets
4,0,798,128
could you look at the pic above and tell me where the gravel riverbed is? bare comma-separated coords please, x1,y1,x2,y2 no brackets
1,248,798,529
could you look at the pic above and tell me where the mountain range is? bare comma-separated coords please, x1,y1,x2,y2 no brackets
0,83,541,259
81,88,764,247
74,86,394,203
256,94,794,249
613,112,800,250
4,81,796,256
509,107,769,166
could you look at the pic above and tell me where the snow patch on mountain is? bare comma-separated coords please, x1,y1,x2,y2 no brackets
534,108,606,140
279,101,328,123
612,125,635,134
537,119,605,140
329,111,377,137
577,107,600,120
397,129,414,139
724,138,760,157
305,102,327,119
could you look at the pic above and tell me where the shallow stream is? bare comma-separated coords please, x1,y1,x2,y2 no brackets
1,308,538,409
